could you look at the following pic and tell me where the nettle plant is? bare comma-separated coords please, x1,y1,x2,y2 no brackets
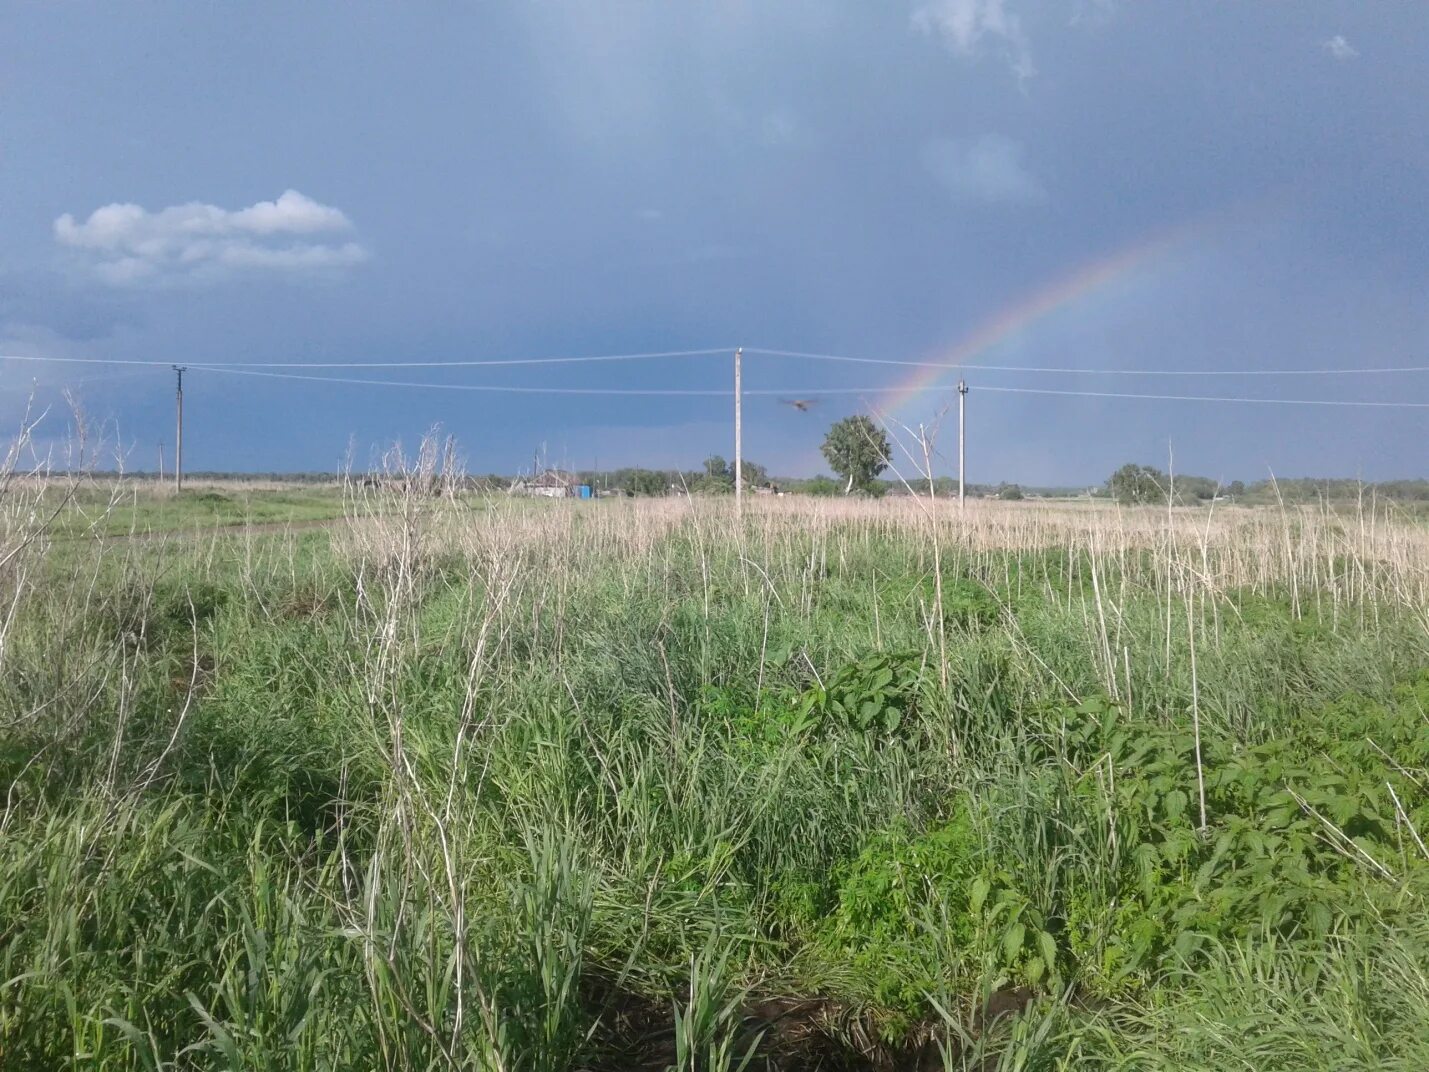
794,652,926,736
704,651,929,743
1054,693,1429,989
809,803,1063,1014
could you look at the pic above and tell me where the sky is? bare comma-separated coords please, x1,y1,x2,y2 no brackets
2,2,1427,484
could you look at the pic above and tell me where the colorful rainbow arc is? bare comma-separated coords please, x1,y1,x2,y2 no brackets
880,219,1204,414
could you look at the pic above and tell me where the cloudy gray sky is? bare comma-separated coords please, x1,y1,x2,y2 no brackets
2,2,1426,482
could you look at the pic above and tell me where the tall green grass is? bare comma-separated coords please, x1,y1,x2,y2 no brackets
2,477,1427,1069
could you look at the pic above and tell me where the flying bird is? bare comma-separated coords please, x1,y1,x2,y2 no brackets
780,398,820,412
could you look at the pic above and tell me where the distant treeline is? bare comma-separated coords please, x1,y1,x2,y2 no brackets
1103,464,1429,506
112,471,346,484
92,469,1429,503
1238,478,1429,504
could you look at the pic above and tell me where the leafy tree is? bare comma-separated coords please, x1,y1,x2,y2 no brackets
802,475,841,497
1107,464,1170,505
626,469,669,496
1227,480,1246,498
997,483,1024,501
821,416,890,494
739,459,768,488
695,455,733,493
1175,475,1220,502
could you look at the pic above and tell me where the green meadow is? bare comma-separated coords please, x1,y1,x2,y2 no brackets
3,477,1428,1070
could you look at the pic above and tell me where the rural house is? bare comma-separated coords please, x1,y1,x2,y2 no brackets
509,468,588,498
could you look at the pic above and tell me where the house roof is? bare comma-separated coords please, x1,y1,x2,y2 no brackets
529,468,578,487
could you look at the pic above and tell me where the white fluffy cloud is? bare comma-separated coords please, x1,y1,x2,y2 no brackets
54,190,368,285
912,0,1035,83
922,134,1047,205
1323,35,1358,62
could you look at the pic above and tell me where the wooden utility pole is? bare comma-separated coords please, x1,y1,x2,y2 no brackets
957,379,968,508
733,347,743,516
173,366,187,492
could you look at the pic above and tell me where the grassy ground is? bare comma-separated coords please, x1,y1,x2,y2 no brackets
47,481,351,537
2,480,1427,1070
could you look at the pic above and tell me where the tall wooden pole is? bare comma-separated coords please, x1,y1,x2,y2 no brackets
734,347,743,516
957,379,968,508
173,366,187,492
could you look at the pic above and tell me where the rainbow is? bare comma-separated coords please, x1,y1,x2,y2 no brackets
882,219,1204,414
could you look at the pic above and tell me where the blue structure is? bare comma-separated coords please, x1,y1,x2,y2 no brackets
577,484,593,499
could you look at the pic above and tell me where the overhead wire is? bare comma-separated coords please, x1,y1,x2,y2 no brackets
962,383,1429,409
744,347,1429,377
754,385,1429,408
194,366,1429,408
199,366,733,395
0,348,734,370
8,345,1429,376
3,349,1428,408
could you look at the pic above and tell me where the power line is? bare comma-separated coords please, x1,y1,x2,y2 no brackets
745,346,1429,377
4,350,1429,408
0,355,202,368
210,347,734,368
201,366,735,395
0,348,733,370
940,384,1429,409
11,346,1429,376
748,383,1429,405
199,366,1429,408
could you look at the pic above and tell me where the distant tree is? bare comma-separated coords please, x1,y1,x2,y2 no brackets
1107,463,1170,505
802,475,841,497
693,454,732,493
997,482,1024,501
627,469,668,496
739,459,768,487
1175,475,1220,502
821,416,890,494
1228,480,1246,498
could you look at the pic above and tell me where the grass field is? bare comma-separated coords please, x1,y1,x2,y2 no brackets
3,469,1428,1069
50,481,350,538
